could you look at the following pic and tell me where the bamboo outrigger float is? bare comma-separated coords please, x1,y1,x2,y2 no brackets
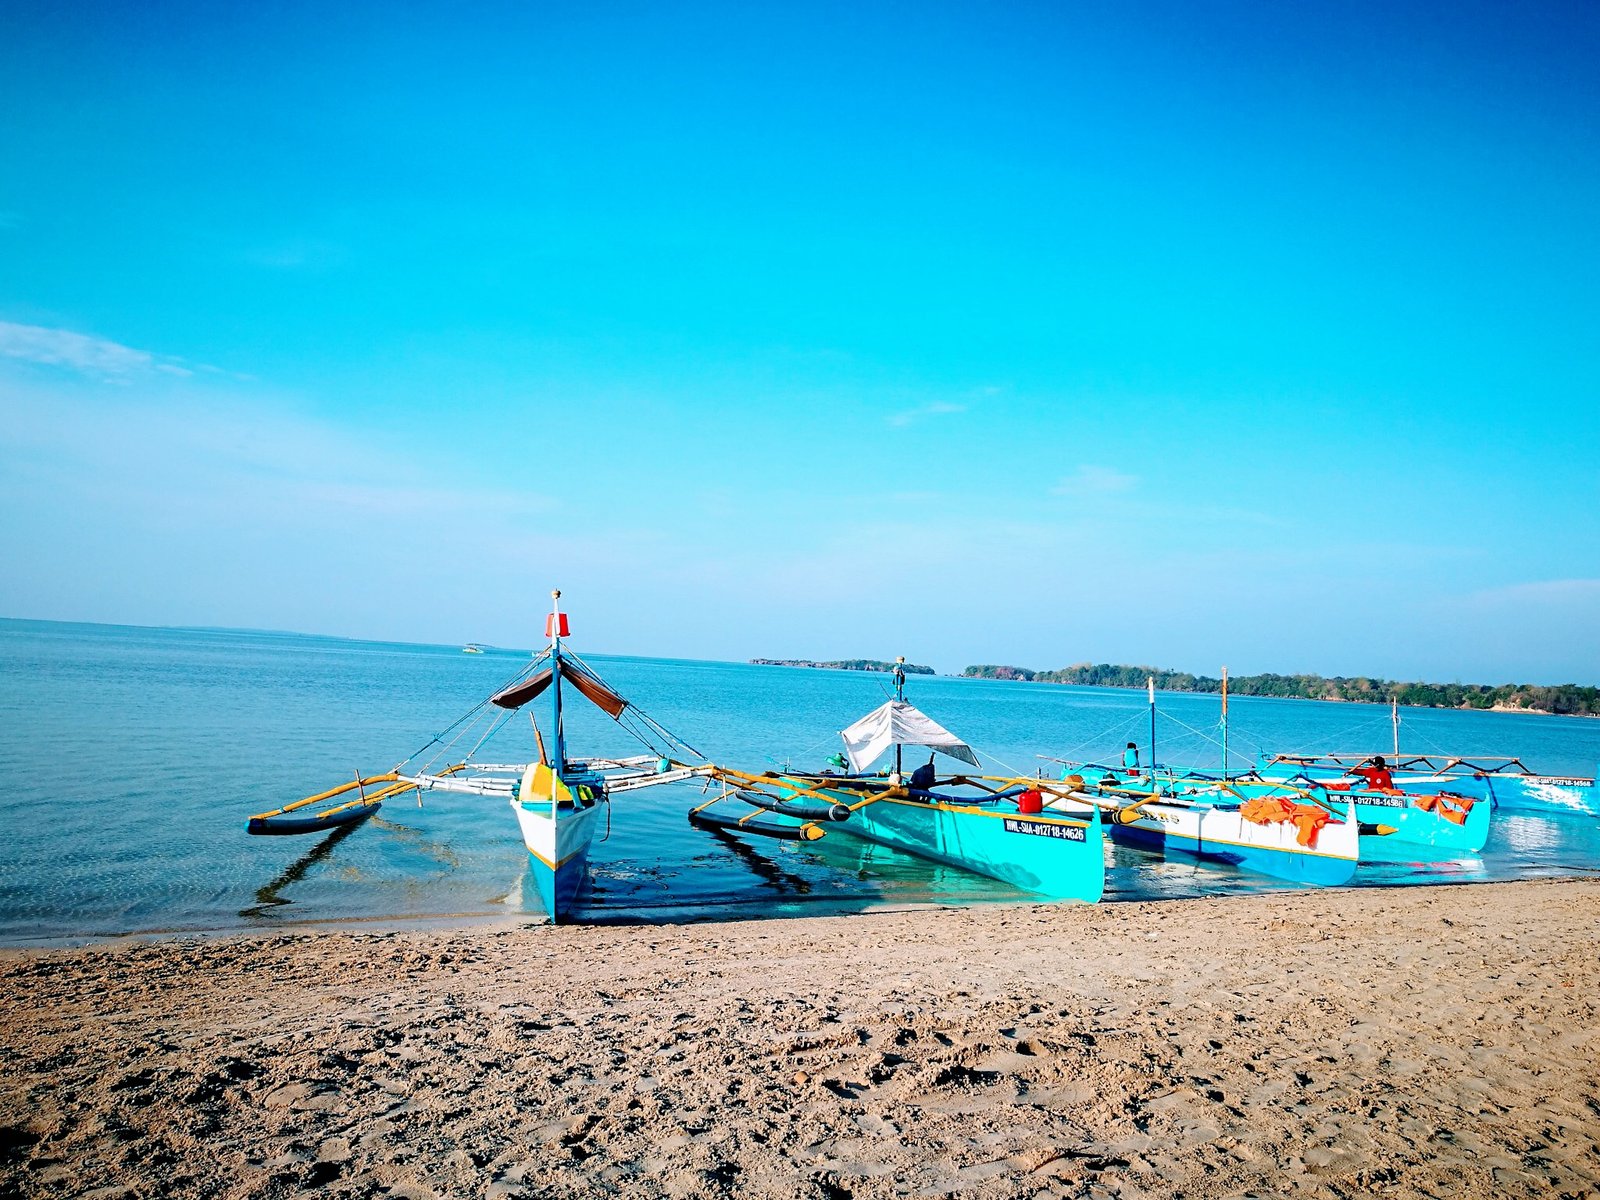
247,591,704,922
245,772,408,835
689,659,1107,903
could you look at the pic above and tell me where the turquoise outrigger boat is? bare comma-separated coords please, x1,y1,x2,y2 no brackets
1259,753,1597,817
1243,766,1491,854
1261,699,1596,817
691,662,1105,903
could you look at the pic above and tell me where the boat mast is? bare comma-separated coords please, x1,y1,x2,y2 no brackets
1148,674,1156,773
893,655,906,777
1220,666,1229,782
1391,695,1400,759
549,589,567,783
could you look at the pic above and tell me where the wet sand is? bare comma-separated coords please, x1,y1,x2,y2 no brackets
1,878,1597,1199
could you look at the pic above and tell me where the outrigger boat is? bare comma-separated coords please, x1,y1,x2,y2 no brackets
1052,670,1358,885
1067,678,1488,860
1260,699,1596,816
1259,753,1597,816
1238,768,1491,853
247,591,702,922
1072,755,1491,855
690,661,1105,903
1063,770,1359,886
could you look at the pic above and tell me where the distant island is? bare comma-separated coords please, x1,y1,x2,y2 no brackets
961,663,1600,717
752,658,936,675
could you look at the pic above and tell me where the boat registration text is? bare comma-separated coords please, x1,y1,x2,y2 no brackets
1004,818,1086,842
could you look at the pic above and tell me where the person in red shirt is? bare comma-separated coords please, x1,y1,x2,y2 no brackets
1348,755,1396,791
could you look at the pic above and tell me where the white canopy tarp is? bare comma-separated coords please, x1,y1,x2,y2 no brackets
840,700,980,773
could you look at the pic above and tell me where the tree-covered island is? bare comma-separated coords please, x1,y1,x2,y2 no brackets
753,658,936,675
961,663,1600,717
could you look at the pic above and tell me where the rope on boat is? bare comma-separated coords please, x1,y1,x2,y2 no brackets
399,651,554,773
1044,709,1149,767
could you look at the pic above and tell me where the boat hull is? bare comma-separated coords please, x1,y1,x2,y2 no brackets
1233,774,1490,855
1142,766,1492,856
511,795,604,922
781,781,1105,903
1339,789,1490,853
1096,796,1358,886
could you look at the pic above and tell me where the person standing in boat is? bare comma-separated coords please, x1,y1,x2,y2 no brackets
1122,742,1140,771
1348,755,1395,791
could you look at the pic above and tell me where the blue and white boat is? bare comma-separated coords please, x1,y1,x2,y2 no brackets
1063,767,1359,886
692,662,1105,903
1074,754,1490,857
251,590,702,922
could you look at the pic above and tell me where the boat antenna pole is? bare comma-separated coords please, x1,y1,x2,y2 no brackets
1220,665,1229,782
1148,674,1156,773
893,655,906,778
549,589,566,786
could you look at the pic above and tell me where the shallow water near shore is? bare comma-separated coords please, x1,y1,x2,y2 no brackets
2,618,1598,943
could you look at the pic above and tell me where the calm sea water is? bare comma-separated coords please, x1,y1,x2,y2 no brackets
2,619,1597,944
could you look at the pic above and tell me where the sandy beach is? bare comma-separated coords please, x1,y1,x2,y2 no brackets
1,879,1596,1199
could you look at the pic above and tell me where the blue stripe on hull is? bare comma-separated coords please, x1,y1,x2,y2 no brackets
1109,822,1356,887
532,845,593,923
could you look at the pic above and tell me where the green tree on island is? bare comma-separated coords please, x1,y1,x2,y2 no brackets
961,664,1600,716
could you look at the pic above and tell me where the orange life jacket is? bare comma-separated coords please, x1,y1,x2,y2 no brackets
1414,792,1474,826
1238,796,1333,847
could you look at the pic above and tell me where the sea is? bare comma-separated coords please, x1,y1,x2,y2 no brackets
2,618,1597,946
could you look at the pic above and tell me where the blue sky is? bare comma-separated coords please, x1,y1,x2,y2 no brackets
2,0,1597,682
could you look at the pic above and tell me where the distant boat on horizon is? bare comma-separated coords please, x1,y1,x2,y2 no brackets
462,643,486,654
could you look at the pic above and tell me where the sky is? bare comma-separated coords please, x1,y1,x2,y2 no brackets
2,0,1597,683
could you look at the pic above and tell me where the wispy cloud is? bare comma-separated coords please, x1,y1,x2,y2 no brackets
0,321,154,377
1051,466,1138,495
1467,578,1600,609
0,382,558,541
887,401,965,427
0,320,197,381
242,239,346,270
